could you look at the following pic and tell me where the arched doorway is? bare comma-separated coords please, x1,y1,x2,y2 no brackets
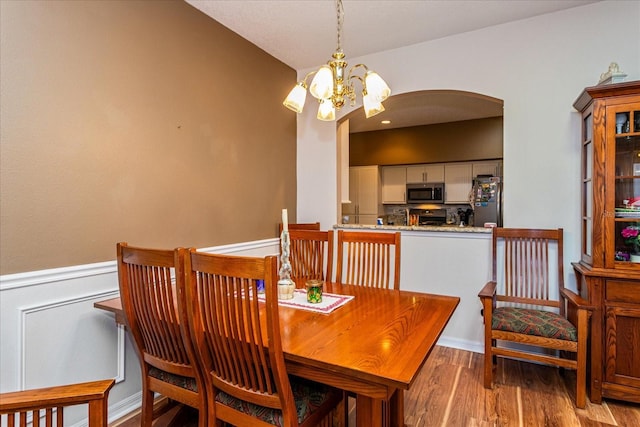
337,89,504,224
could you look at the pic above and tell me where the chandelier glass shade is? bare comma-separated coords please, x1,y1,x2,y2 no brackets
282,0,390,121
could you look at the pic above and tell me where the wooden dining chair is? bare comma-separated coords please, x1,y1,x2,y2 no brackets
116,243,206,427
336,230,401,290
181,250,343,427
0,379,114,427
278,222,321,234
478,228,593,408
285,229,334,286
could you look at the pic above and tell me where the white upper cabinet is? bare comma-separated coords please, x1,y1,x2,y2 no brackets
472,160,502,177
444,163,473,204
381,166,407,204
406,164,445,183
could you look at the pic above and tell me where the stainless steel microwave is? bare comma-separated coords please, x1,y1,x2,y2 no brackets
406,183,444,203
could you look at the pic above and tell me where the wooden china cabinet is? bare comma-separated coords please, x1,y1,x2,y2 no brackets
572,80,640,404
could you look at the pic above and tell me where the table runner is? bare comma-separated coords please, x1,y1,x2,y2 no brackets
259,289,354,314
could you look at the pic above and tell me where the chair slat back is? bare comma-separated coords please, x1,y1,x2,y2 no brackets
492,228,564,310
336,230,401,290
183,252,295,413
287,230,334,284
117,243,193,374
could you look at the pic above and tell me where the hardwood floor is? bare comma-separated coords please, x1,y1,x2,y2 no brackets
110,346,640,427
403,346,640,427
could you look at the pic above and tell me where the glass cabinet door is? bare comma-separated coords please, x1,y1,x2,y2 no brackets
611,102,640,266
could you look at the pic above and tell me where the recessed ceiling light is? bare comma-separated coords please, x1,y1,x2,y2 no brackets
381,120,391,124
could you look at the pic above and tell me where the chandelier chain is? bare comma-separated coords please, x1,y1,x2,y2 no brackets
336,0,343,53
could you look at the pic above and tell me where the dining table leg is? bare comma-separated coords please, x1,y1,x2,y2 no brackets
389,389,404,427
355,389,404,427
356,394,383,427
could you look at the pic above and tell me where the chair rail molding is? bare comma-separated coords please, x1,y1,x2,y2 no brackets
0,238,280,292
198,237,279,256
0,261,117,292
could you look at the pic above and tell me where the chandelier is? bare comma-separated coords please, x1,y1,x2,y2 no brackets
282,0,391,121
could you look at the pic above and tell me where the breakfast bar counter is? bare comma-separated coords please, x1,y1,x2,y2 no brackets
334,223,492,234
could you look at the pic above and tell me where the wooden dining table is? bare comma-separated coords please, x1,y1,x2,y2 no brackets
94,282,459,427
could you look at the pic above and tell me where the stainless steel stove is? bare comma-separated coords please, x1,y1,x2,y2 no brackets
409,208,447,226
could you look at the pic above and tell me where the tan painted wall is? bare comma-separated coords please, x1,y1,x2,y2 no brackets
349,117,503,166
0,1,296,274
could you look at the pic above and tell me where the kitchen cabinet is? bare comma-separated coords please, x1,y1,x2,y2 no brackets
472,160,502,177
406,164,444,183
381,166,407,204
345,166,381,224
444,163,472,204
571,81,640,404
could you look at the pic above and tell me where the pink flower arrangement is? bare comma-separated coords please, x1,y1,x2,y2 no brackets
622,225,640,254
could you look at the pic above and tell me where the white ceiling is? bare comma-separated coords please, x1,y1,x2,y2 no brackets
185,0,597,131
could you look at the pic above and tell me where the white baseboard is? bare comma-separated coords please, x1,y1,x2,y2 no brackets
437,336,483,354
106,391,143,425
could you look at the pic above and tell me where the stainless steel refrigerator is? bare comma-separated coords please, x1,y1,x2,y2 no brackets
472,176,502,226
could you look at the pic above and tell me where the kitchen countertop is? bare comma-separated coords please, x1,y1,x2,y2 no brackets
334,223,492,234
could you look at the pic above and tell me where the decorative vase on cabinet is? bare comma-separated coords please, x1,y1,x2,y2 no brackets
572,80,640,405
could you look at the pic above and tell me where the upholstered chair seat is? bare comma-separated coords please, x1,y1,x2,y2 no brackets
492,307,578,341
215,376,338,426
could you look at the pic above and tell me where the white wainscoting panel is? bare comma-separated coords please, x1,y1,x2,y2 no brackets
20,291,124,388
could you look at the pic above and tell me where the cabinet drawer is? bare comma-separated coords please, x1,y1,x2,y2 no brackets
606,280,640,304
